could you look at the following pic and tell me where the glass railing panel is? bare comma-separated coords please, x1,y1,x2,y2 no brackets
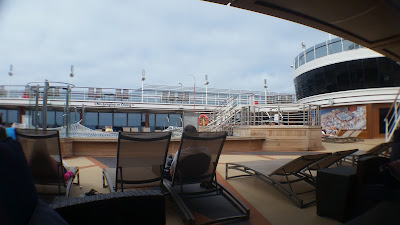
315,42,327,59
327,38,343,54
305,47,315,62
343,39,354,51
299,52,305,66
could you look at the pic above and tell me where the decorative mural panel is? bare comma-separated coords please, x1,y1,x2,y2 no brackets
321,106,366,130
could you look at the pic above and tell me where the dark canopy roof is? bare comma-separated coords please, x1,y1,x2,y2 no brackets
204,0,400,62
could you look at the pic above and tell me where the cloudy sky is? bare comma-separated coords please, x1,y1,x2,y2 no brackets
0,0,331,94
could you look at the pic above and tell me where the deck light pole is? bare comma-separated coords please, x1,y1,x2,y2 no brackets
264,78,268,104
179,82,183,104
189,74,196,112
7,65,13,97
8,64,13,77
70,65,75,84
141,69,146,103
204,75,209,105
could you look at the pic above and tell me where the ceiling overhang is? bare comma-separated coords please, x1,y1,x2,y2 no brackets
203,0,400,62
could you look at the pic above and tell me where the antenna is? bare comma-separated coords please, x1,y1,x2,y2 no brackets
70,65,74,78
8,64,13,77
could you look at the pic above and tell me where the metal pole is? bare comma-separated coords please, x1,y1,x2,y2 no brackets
264,78,268,104
189,75,196,112
205,75,209,105
35,85,39,129
66,85,71,137
141,69,145,103
42,80,49,130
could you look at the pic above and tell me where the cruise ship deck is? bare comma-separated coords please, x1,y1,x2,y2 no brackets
62,138,386,225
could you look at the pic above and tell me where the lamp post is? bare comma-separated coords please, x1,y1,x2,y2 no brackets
264,78,268,104
189,75,196,112
141,69,146,103
178,82,183,104
204,75,209,105
8,65,13,97
70,65,74,84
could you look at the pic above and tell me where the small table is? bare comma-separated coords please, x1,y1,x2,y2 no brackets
317,166,357,222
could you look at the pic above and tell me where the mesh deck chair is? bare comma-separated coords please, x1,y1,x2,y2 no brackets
348,130,364,142
226,153,331,208
302,149,358,182
102,132,171,192
344,142,392,166
15,129,79,200
323,130,355,143
163,131,249,225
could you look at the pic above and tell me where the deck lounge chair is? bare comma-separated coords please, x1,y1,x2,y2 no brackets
163,131,249,225
348,130,364,142
303,149,358,182
226,153,331,208
323,130,355,143
344,142,392,166
15,129,79,201
102,132,171,192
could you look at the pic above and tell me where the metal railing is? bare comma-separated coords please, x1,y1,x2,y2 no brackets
385,88,400,141
202,103,321,134
0,83,295,107
293,37,363,70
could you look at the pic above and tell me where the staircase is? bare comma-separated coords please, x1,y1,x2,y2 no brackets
204,96,240,133
385,89,400,142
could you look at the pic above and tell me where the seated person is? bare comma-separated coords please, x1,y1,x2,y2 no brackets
329,126,339,136
321,129,330,137
0,137,68,225
29,142,65,184
168,125,213,180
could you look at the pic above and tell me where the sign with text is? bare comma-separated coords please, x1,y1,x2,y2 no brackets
94,102,134,107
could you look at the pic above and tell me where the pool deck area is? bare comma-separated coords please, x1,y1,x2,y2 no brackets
63,138,386,225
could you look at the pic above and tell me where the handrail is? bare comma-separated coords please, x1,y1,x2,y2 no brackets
385,88,400,141
385,88,400,122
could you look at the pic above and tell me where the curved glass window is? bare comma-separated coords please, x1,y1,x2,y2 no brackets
294,57,400,100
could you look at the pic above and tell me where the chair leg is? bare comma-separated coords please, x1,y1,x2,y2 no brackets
102,174,108,188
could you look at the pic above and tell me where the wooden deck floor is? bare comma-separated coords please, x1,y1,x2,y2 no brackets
64,138,386,225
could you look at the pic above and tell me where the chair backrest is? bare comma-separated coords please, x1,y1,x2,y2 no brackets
122,89,129,99
96,88,102,99
169,92,176,102
365,142,392,156
162,91,169,102
308,149,358,170
122,127,130,132
88,88,95,98
115,132,171,190
349,130,362,137
177,92,184,101
172,131,227,186
271,153,331,176
115,89,122,99
341,130,355,138
15,129,65,194
143,127,151,132
184,92,190,102
130,127,139,132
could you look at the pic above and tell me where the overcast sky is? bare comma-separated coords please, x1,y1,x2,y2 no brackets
0,0,331,94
